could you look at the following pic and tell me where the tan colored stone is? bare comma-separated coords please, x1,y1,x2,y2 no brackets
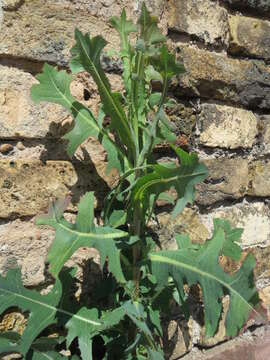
175,46,270,110
167,0,228,45
259,115,270,154
0,312,26,334
199,104,258,149
0,143,13,154
0,217,101,287
196,158,249,206
200,202,270,247
0,65,70,139
259,286,270,321
16,141,25,150
0,159,112,218
156,208,210,250
229,15,270,60
2,0,23,11
0,1,123,66
0,65,123,143
248,161,270,197
163,318,192,359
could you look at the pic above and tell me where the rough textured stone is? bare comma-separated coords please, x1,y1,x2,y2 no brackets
167,0,228,45
200,202,270,247
199,104,258,149
0,159,111,218
165,101,196,137
252,246,270,288
248,161,270,197
163,318,192,359
2,0,24,11
0,217,101,286
0,0,123,66
156,208,210,249
0,219,53,285
196,158,249,206
0,65,69,139
224,0,270,16
175,46,270,110
229,16,270,60
0,312,26,334
260,115,270,154
0,64,122,142
259,286,270,320
181,326,270,359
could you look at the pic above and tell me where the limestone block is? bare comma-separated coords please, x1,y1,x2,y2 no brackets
200,202,270,247
2,0,24,11
0,160,111,218
175,46,270,110
224,0,270,15
248,161,270,197
0,219,54,285
167,0,229,46
199,104,258,149
229,16,270,60
0,0,122,66
0,218,100,287
0,65,122,142
195,158,249,206
0,65,70,139
260,115,270,154
156,208,210,250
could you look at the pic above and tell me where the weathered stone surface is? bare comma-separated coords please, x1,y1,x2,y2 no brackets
229,16,270,60
199,104,258,149
156,208,210,249
224,0,270,15
182,326,270,359
196,158,249,206
0,65,69,139
0,219,53,285
163,318,192,359
0,65,122,141
0,312,26,334
248,161,270,197
0,0,124,66
0,159,111,218
167,0,228,45
260,115,270,154
200,202,270,247
166,101,196,136
259,286,270,320
0,218,101,287
252,246,270,288
175,46,270,110
2,0,24,11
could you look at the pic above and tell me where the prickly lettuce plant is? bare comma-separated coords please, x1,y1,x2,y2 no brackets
0,4,260,359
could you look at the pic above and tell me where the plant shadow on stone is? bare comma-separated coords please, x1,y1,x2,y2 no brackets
0,3,263,359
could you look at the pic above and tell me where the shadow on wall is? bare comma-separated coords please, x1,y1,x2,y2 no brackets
39,122,111,211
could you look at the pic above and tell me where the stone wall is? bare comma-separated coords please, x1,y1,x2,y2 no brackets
1,0,270,358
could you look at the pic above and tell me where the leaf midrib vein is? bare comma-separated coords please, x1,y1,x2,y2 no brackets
0,287,101,326
47,69,100,134
149,253,255,314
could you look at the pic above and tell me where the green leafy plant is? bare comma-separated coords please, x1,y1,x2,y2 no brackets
0,3,260,359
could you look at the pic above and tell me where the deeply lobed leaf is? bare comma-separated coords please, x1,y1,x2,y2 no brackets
70,29,136,158
131,147,208,219
31,64,100,157
37,192,127,283
149,221,260,338
0,269,103,358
